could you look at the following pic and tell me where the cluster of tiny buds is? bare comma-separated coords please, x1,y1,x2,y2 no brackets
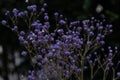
1,2,120,80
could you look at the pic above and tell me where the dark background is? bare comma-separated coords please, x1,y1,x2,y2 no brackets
0,0,120,80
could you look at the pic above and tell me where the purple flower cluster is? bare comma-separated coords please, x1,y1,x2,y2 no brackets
2,2,120,80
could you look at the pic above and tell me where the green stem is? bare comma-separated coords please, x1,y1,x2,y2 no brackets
81,57,84,80
90,65,93,80
112,68,115,80
103,70,106,80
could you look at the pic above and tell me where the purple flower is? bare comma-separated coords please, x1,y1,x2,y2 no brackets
65,51,70,56
44,15,49,21
60,14,63,18
5,10,10,16
98,26,103,30
86,56,90,60
12,26,18,31
20,31,25,35
47,52,53,57
18,11,25,17
54,12,59,17
21,51,27,56
59,20,66,25
42,57,48,64
87,41,91,45
117,72,120,76
109,29,113,33
12,8,19,16
89,60,93,64
18,36,24,41
37,62,42,66
100,41,105,45
1,20,7,25
57,29,64,34
43,3,47,7
96,36,100,41
23,40,28,45
27,5,37,12
41,8,45,12
90,26,94,30
108,24,112,28
89,31,94,36
36,55,42,60
101,48,105,51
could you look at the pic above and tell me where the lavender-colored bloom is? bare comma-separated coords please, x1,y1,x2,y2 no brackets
32,40,36,44
65,51,70,56
90,26,94,30
101,48,105,51
100,41,105,45
27,6,31,10
89,31,94,36
96,36,100,41
108,46,111,49
60,14,63,18
89,60,93,64
37,62,42,66
50,44,60,50
41,8,45,12
70,65,77,71
76,68,81,73
27,32,36,41
23,40,28,45
12,8,19,16
98,26,103,30
54,12,59,17
1,20,7,25
42,57,48,64
21,51,27,56
101,35,105,39
109,29,113,33
87,41,91,45
86,56,90,60
76,27,82,32
43,3,47,7
57,29,64,34
18,36,24,41
117,72,120,76
94,51,97,55
12,26,18,31
91,17,95,20
31,22,38,27
41,49,46,53
5,10,10,16
27,6,32,10
47,52,53,57
18,11,25,17
44,15,49,21
108,24,112,28
59,20,66,25
44,13,48,16
27,5,37,12
20,31,25,35
109,49,113,53
36,55,42,60
108,53,113,57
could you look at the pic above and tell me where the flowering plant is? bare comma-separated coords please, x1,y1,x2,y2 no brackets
1,2,120,80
